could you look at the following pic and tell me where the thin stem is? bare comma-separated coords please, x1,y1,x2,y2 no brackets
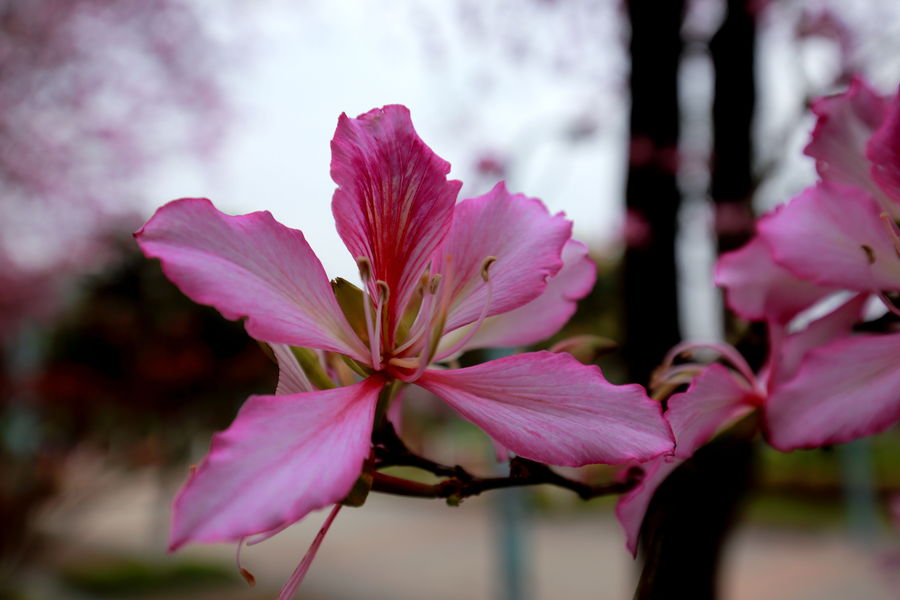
371,444,643,503
371,422,642,504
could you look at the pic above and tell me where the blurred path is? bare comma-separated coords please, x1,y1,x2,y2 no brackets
36,468,894,600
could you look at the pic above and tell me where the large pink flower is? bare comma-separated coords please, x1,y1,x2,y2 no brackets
136,106,673,584
759,79,900,297
618,77,900,551
616,291,875,555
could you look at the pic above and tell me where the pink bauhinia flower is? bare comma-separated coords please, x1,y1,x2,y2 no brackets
749,78,900,448
616,281,874,554
618,107,900,549
759,78,900,301
136,105,673,595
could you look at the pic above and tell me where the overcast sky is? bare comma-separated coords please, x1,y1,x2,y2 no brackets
149,0,629,278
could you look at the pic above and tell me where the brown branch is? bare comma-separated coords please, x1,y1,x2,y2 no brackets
371,420,644,504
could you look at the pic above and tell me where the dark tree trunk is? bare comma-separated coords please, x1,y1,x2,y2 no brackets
629,2,759,599
711,0,757,254
622,0,685,388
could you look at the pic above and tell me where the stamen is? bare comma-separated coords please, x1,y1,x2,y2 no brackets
394,274,443,355
480,256,497,282
370,281,390,371
356,257,380,369
431,257,498,363
278,504,343,600
861,244,876,265
376,280,390,304
356,256,372,282
235,538,256,586
660,341,757,389
429,273,442,295
388,356,420,369
650,362,704,390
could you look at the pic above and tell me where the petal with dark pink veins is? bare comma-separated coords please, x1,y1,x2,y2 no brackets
439,239,596,354
169,378,382,550
805,76,888,197
417,351,673,467
715,231,836,325
766,333,900,451
759,183,900,292
866,85,900,219
331,105,460,334
135,198,368,362
432,182,572,335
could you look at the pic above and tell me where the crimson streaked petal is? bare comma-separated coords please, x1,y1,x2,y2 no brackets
766,332,900,450
758,183,900,292
135,198,368,361
416,351,673,467
331,105,460,332
433,182,572,334
169,378,382,550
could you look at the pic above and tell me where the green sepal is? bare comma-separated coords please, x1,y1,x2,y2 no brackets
340,354,372,378
331,278,369,345
289,346,336,390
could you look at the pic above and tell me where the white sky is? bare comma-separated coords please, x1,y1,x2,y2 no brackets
149,0,628,279
145,0,898,341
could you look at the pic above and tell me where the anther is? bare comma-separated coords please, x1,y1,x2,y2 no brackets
429,273,442,295
356,256,372,282
376,280,390,304
235,538,256,587
861,244,876,265
480,256,497,282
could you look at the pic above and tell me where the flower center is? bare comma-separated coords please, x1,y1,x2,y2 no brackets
378,255,498,381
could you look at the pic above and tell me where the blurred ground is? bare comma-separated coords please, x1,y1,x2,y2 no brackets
21,464,896,600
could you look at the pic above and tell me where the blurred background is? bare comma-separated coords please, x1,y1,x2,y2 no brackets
1,0,899,598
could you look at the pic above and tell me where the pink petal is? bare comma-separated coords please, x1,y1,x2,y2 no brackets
271,343,315,395
445,239,596,352
136,198,368,362
416,351,673,467
666,364,758,459
765,332,900,451
615,456,682,557
715,232,835,324
433,182,573,334
330,105,461,334
758,183,900,292
169,378,382,550
866,85,900,219
804,76,888,196
767,293,867,389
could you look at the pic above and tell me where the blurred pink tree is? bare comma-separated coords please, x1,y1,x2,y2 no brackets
0,0,237,340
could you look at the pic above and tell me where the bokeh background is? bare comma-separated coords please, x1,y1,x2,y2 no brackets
2,1,899,598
